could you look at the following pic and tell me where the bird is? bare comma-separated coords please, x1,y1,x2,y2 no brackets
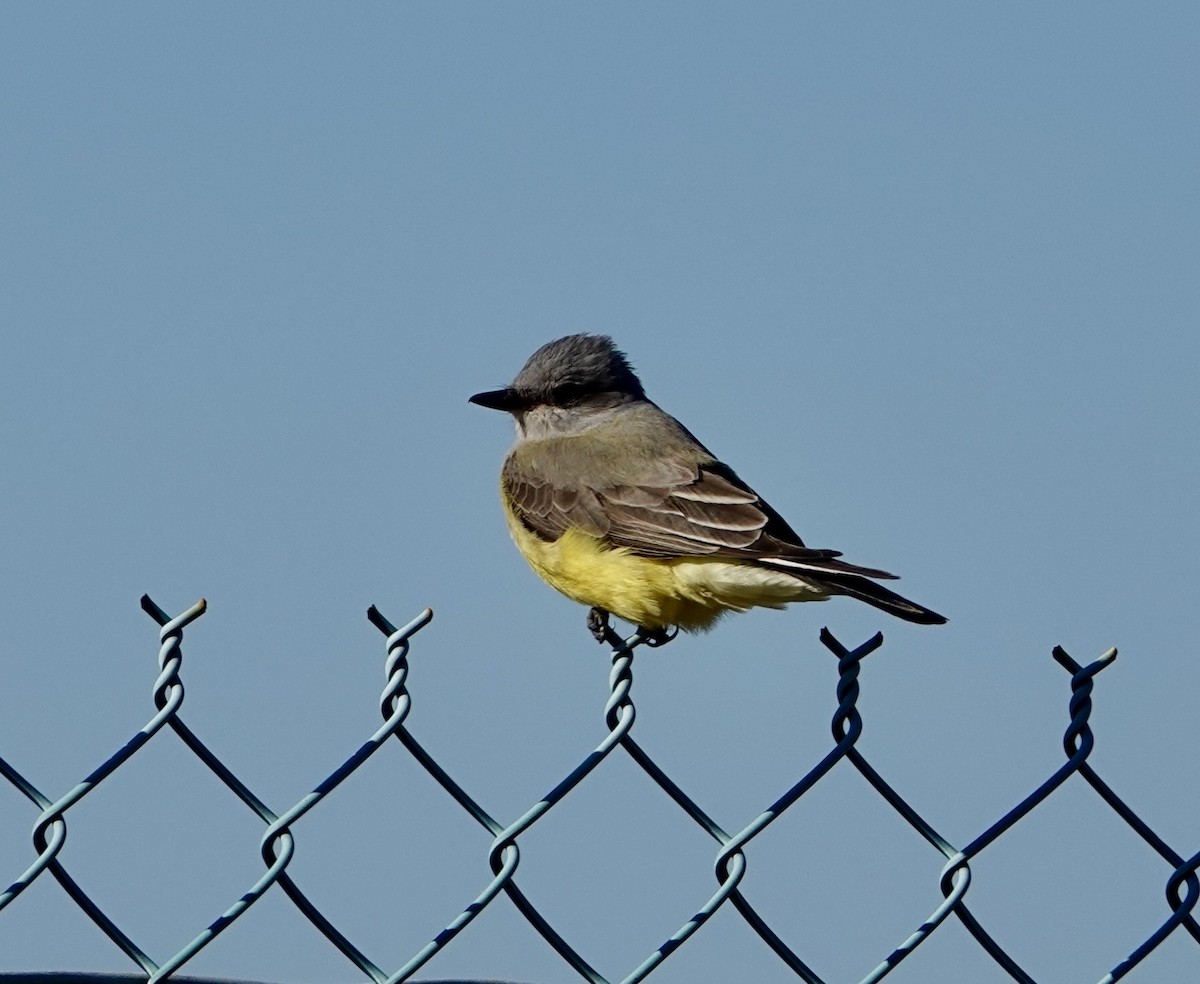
469,334,945,641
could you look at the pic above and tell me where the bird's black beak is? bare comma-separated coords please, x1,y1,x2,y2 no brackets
468,387,522,412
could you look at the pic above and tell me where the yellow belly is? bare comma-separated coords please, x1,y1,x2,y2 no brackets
503,504,828,632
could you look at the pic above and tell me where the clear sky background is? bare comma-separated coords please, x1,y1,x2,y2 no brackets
1,4,1198,984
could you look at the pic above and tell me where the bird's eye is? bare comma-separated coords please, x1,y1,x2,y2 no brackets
551,381,588,404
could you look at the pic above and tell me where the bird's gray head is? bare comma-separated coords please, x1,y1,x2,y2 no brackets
469,334,646,420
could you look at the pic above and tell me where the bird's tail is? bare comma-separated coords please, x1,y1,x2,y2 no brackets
814,571,948,625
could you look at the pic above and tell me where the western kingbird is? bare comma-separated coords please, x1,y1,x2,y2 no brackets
470,334,945,636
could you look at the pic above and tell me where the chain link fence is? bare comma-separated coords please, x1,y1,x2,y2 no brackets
1,595,1196,984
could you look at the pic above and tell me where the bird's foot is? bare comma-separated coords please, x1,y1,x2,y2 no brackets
588,608,679,648
587,607,612,645
637,625,679,648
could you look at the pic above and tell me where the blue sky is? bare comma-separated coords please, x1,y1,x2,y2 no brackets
1,4,1197,983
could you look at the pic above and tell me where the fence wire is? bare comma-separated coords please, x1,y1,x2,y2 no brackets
1,595,1197,984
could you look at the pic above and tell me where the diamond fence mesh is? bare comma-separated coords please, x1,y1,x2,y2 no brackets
1,595,1196,984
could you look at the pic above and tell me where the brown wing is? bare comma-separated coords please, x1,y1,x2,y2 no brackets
501,450,896,579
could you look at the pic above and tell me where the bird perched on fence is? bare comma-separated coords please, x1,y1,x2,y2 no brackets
470,334,945,641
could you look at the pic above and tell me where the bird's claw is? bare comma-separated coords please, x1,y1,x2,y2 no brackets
588,608,678,649
587,607,611,645
638,625,679,648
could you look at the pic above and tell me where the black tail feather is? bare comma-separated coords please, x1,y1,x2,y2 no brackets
816,572,947,625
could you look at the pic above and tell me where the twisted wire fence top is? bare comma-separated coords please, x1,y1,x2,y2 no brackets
0,595,1196,984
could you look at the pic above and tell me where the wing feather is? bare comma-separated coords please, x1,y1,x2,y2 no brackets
501,443,885,573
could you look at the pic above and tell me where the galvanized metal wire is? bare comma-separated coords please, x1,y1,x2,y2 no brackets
1,595,1197,984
